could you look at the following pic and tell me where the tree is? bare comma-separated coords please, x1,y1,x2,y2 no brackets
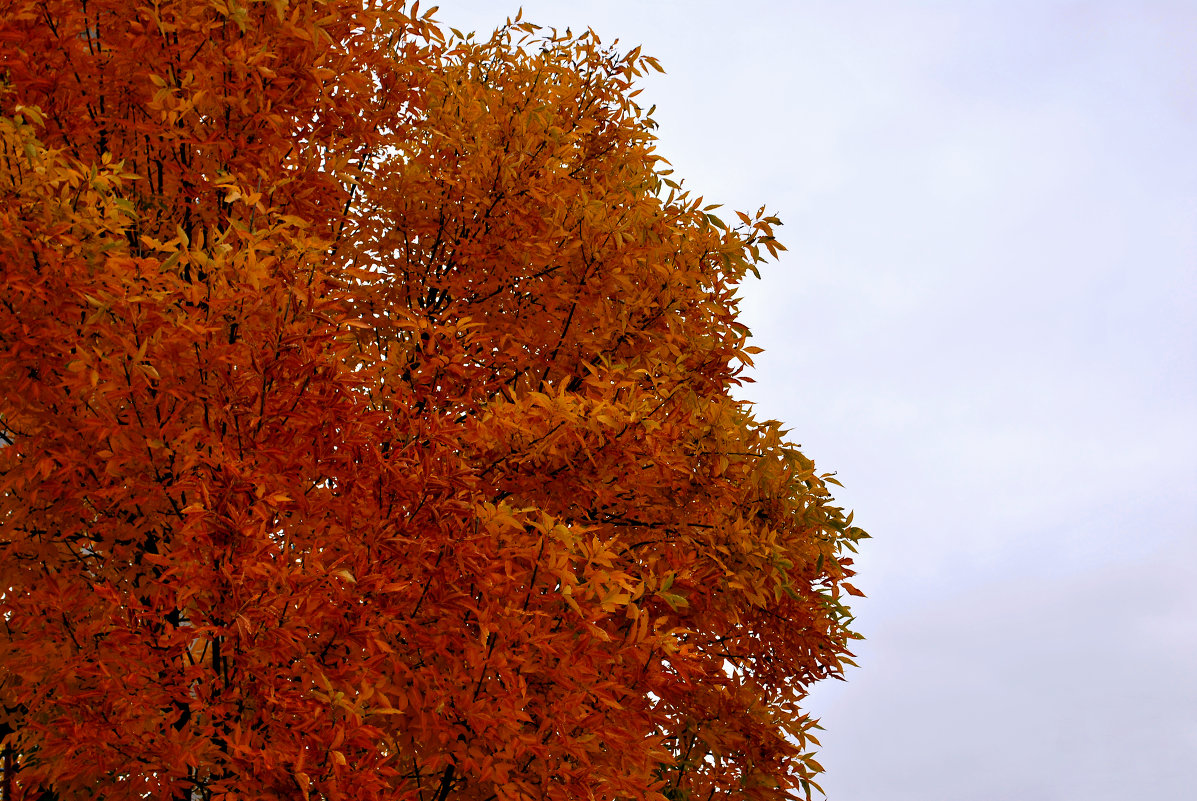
0,2,867,800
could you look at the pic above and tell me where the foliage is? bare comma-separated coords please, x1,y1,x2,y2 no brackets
0,2,867,799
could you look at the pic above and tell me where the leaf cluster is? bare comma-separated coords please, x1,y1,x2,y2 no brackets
0,3,866,800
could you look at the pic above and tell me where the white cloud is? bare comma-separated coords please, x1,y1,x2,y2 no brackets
435,2,1197,797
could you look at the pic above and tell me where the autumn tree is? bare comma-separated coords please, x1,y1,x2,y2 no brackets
0,2,867,800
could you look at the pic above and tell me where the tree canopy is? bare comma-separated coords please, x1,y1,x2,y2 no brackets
0,2,867,800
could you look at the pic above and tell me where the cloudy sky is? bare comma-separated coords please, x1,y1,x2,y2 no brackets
440,2,1197,798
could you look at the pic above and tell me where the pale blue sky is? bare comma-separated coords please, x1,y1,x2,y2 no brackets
439,3,1197,798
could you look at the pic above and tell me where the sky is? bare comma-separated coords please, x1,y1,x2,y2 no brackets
438,2,1197,799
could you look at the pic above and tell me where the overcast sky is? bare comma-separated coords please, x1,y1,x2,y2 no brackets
439,3,1197,799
